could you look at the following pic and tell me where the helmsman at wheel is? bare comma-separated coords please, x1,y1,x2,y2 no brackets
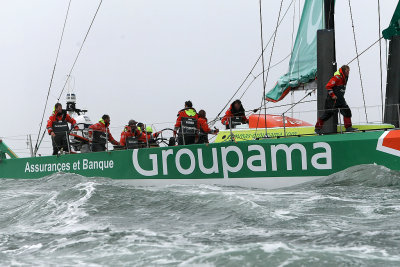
315,65,357,134
47,103,78,155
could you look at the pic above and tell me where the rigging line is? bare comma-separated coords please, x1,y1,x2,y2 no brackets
258,0,268,138
346,37,383,65
297,0,301,79
290,0,296,82
254,0,284,140
378,0,384,121
348,0,368,123
248,99,317,113
211,0,297,124
238,53,291,100
33,0,72,156
282,89,316,115
36,0,103,155
291,0,296,57
57,0,103,101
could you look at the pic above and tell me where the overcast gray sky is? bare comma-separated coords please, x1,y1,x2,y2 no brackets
0,0,398,156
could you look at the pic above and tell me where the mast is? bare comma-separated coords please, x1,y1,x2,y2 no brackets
384,35,400,128
316,0,337,133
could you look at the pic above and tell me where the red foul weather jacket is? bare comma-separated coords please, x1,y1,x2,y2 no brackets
197,117,213,134
120,126,139,147
89,120,119,145
221,107,248,126
326,68,348,98
120,126,158,145
175,108,198,128
47,111,77,134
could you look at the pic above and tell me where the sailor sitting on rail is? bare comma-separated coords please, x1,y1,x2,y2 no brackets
47,103,78,155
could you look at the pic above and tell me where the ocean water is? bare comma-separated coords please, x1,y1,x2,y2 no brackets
1,165,400,266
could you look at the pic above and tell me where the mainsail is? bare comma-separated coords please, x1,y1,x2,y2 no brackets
265,0,324,102
383,1,400,40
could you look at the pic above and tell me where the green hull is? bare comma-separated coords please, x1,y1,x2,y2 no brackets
1,130,400,189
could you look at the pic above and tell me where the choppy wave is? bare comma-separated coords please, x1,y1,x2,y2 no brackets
1,165,400,266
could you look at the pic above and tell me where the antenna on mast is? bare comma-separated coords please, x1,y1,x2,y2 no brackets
64,75,87,116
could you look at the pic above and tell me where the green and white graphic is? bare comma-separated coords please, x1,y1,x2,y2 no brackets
266,0,324,102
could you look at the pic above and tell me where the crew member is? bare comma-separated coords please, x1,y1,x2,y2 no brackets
315,65,357,134
221,99,248,129
136,123,160,147
174,100,198,145
89,114,119,152
143,126,160,147
120,119,138,148
47,103,78,155
197,110,219,144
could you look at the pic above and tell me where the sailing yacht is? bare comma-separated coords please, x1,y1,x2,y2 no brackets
1,0,399,189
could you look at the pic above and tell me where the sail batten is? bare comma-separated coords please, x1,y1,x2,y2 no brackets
266,0,324,102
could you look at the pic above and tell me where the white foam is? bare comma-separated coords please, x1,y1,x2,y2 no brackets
261,242,291,253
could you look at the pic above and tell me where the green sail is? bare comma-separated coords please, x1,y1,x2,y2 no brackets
383,1,400,40
266,0,324,102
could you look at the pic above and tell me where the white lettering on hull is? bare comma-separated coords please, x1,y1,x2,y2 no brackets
175,149,195,175
221,146,244,178
132,149,158,176
131,142,333,178
311,142,332,169
24,159,114,173
247,145,267,172
198,148,219,175
271,144,307,171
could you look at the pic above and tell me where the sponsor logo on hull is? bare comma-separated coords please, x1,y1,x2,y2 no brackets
132,142,332,178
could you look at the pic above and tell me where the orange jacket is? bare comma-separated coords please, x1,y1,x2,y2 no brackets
47,111,77,134
120,126,140,147
221,107,248,126
326,68,348,98
89,121,119,145
197,117,212,134
175,108,198,128
120,126,158,145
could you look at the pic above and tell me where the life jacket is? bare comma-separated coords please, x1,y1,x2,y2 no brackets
333,69,347,91
229,116,244,127
125,136,142,149
326,68,348,98
52,112,69,136
221,105,247,127
180,109,198,135
92,120,108,145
